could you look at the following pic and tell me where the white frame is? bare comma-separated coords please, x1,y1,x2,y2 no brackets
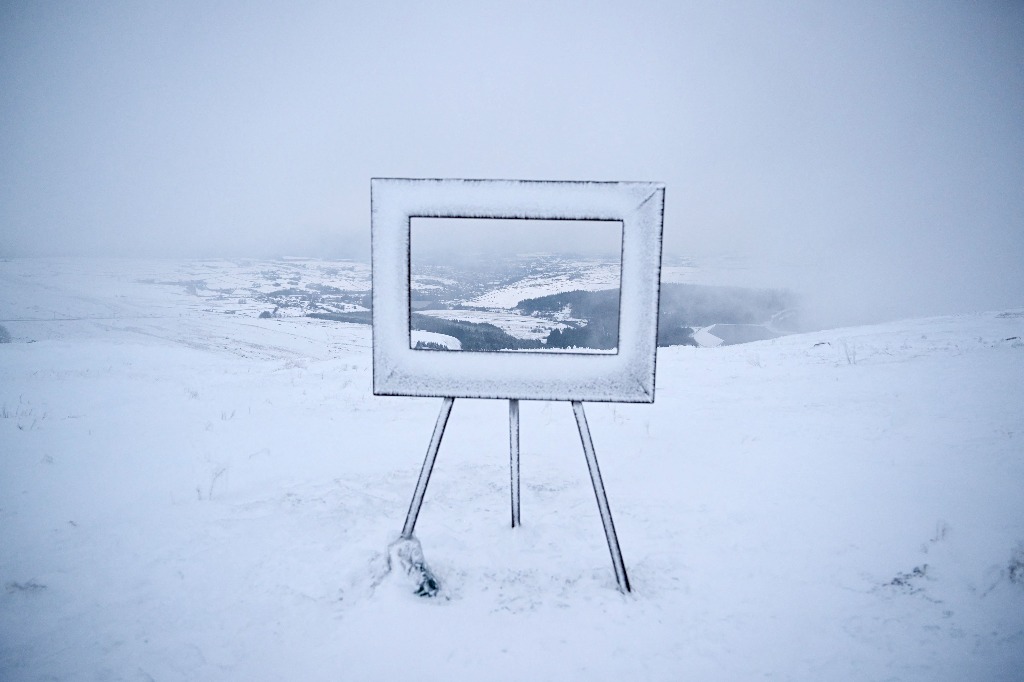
371,178,665,403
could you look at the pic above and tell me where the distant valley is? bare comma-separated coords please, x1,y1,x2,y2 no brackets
239,254,798,353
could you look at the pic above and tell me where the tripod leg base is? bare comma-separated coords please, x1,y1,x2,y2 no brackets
387,536,440,597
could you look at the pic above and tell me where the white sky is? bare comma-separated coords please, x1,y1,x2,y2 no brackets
412,218,622,261
1,1,1021,326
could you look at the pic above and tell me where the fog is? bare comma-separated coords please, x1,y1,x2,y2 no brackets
1,1,1021,328
412,218,622,262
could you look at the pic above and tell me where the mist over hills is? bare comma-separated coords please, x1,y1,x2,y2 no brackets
402,254,797,352
194,253,799,353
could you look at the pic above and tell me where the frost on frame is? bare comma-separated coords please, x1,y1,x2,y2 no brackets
370,178,665,403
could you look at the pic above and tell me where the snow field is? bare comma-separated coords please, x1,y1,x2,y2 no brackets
1,260,1022,680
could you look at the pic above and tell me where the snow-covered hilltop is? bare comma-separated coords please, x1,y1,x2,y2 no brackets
1,258,1022,680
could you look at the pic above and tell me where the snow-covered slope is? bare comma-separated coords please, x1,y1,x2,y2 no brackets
465,260,621,308
1,259,1022,681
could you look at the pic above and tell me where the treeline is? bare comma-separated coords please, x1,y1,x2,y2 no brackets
410,314,543,351
411,313,672,353
310,310,543,352
518,284,791,328
306,282,793,351
516,289,620,349
545,317,618,349
516,283,794,349
307,311,373,325
517,289,621,320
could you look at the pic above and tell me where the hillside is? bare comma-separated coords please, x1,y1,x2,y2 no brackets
1,258,1022,681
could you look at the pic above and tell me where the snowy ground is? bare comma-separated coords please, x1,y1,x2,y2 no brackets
411,330,462,350
1,259,1023,681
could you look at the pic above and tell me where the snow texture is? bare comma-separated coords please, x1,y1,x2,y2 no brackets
465,261,622,309
411,330,462,350
1,258,1023,681
371,179,665,402
386,537,440,597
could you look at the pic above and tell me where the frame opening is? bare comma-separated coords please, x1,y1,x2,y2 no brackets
409,217,624,354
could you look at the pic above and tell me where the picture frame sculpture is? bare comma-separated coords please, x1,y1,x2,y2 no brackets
371,178,665,594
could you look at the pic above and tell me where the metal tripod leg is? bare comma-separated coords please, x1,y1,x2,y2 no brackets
509,399,521,528
572,400,631,593
401,397,454,539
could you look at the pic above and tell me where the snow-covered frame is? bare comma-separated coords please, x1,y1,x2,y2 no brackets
371,178,665,403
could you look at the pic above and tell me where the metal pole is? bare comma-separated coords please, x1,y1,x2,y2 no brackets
509,399,521,528
572,401,631,593
401,397,455,539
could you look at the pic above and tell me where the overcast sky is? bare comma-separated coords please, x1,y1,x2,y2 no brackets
412,218,623,263
1,1,1021,326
